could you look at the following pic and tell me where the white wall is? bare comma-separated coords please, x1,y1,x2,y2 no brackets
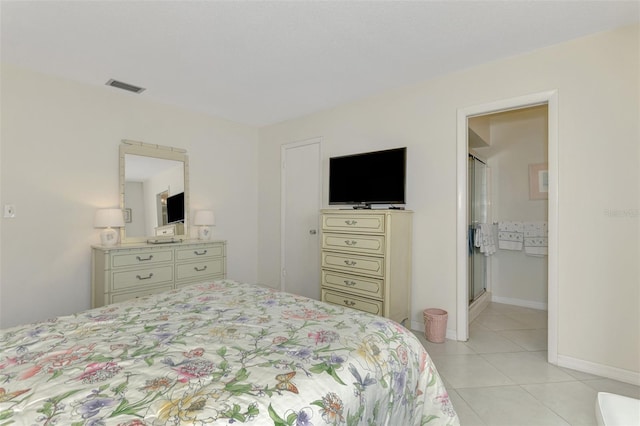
258,25,639,377
475,107,549,308
0,63,260,328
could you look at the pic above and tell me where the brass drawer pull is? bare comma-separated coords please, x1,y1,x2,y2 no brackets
343,299,356,307
344,260,357,266
345,240,358,246
344,280,357,286
194,265,208,272
194,250,208,256
136,255,154,261
345,220,358,226
136,273,154,280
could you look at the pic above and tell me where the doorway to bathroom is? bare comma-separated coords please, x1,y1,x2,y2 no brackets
467,105,549,323
456,90,559,364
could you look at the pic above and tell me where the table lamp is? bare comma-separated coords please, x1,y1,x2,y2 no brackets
194,210,215,240
94,208,125,246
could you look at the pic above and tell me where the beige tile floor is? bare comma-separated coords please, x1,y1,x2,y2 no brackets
413,302,640,426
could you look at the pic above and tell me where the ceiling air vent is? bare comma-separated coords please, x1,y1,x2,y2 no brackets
105,79,146,94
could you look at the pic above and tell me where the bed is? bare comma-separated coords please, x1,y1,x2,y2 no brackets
0,280,459,425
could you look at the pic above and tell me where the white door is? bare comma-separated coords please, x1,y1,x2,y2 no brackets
281,138,322,299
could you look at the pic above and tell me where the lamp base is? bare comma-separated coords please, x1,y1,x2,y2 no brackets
198,226,211,240
100,227,118,246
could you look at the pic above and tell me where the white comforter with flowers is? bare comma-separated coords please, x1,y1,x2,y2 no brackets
0,280,459,425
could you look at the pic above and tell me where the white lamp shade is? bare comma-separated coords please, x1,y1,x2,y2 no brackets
94,209,125,228
194,210,215,226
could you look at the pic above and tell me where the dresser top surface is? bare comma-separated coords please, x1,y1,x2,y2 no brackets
321,209,413,214
92,239,226,251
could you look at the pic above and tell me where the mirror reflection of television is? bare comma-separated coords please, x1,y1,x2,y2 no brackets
166,192,185,223
329,147,406,207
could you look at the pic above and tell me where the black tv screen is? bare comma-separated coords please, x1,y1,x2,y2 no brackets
166,192,185,223
329,147,406,206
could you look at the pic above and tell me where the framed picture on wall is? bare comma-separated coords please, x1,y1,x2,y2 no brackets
529,163,548,200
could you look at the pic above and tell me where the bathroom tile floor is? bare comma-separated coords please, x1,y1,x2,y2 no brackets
412,302,640,426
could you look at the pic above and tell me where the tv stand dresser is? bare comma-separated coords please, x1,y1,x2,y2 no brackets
320,209,412,324
91,240,226,308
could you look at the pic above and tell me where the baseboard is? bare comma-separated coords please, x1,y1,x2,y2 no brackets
557,354,640,386
491,295,547,311
469,291,491,322
410,320,457,341
410,320,423,335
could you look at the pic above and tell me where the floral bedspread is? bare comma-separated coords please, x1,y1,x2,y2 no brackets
0,280,458,425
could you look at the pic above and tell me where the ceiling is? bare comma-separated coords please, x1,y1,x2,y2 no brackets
1,1,638,127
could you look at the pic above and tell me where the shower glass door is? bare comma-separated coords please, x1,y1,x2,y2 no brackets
468,155,488,304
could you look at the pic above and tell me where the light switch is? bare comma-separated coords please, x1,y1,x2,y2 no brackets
4,204,16,218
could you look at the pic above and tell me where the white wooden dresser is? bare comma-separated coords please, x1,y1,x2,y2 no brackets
91,240,226,308
320,209,412,323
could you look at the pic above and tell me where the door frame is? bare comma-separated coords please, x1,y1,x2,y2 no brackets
456,90,559,364
280,137,323,292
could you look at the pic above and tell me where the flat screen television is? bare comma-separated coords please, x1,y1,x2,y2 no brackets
329,147,406,207
166,192,185,223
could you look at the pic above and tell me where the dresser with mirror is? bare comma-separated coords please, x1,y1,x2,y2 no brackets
91,140,226,308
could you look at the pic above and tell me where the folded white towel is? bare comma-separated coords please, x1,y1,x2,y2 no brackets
524,221,548,256
499,221,524,233
524,245,547,257
498,221,523,251
524,221,547,237
475,223,496,256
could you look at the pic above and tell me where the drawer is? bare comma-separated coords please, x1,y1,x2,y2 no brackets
321,270,383,299
176,258,225,281
321,252,384,277
322,214,385,233
111,284,173,304
156,227,174,236
112,265,174,291
176,244,224,261
322,289,382,315
111,249,173,268
322,233,385,255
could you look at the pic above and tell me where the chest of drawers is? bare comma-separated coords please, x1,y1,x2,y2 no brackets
91,240,226,307
320,210,412,323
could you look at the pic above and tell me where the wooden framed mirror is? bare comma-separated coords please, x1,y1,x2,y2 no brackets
119,140,190,243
